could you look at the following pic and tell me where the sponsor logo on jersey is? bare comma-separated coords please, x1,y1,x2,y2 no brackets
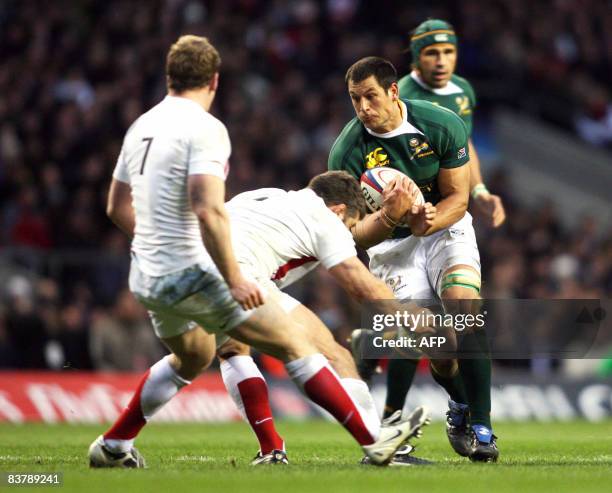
365,147,390,168
416,150,434,158
457,147,467,159
409,138,419,147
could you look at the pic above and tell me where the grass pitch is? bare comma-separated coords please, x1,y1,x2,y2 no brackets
1,420,611,493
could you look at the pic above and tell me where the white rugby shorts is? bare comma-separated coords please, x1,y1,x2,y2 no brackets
129,260,300,340
367,212,481,300
129,261,256,339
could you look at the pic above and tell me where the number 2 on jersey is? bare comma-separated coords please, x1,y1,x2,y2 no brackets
140,137,154,174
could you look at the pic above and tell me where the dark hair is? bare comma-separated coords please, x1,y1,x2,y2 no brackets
344,56,397,91
166,35,221,92
308,171,367,220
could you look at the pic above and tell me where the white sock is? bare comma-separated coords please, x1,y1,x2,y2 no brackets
220,355,265,420
140,355,191,419
341,378,381,440
284,353,328,387
104,355,190,453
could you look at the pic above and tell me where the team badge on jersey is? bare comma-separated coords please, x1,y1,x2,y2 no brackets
385,275,404,293
365,147,390,168
455,96,471,116
409,139,433,159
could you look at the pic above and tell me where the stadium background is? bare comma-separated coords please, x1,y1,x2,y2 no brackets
0,0,611,424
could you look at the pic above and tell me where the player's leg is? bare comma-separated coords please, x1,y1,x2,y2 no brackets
374,238,461,419
366,238,429,419
218,299,378,463
290,303,381,431
439,265,497,462
294,303,358,378
420,216,484,458
227,298,426,465
217,338,286,463
428,213,497,461
89,318,216,468
229,299,380,441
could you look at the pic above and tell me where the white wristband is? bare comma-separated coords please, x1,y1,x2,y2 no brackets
471,183,489,199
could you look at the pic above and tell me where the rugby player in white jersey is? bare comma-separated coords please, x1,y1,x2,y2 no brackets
88,36,422,469
217,171,438,465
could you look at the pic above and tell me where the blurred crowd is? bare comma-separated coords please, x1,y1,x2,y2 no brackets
0,0,610,371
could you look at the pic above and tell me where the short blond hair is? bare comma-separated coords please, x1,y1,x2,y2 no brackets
166,35,221,92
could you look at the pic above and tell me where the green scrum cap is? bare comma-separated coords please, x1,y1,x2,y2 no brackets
410,19,457,63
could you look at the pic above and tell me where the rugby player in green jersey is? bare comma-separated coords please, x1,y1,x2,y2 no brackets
329,56,498,462
374,19,504,462
398,19,505,227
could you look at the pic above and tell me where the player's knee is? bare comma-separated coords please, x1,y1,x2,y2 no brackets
440,268,481,302
440,269,482,320
217,338,250,361
441,286,473,300
176,347,213,375
326,344,357,379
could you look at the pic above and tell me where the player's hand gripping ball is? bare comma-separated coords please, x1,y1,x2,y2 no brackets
360,167,424,226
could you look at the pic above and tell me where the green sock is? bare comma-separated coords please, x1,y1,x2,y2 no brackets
384,358,419,418
458,329,492,429
429,362,468,405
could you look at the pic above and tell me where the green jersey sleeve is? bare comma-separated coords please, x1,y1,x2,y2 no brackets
408,100,470,169
436,110,470,168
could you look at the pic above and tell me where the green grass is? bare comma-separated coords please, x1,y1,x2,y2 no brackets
1,420,612,492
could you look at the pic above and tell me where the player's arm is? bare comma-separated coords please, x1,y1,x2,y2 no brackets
417,164,470,236
351,178,420,249
328,256,393,301
188,174,264,310
468,139,484,190
106,178,135,239
410,110,471,236
328,257,434,337
468,139,506,227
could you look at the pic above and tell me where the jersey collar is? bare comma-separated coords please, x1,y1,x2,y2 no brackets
163,95,208,113
409,71,463,95
364,100,424,138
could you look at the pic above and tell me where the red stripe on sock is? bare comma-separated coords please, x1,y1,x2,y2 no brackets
104,369,149,440
237,377,284,454
303,367,374,445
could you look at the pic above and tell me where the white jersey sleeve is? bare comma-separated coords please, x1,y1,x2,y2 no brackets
309,205,357,269
112,148,130,184
188,119,231,180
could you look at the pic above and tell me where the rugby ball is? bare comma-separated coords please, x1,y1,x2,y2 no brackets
360,167,425,214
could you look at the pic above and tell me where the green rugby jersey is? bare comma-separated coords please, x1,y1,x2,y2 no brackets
398,71,476,136
328,99,469,238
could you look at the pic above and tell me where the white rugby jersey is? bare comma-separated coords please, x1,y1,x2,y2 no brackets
226,188,357,288
113,96,230,276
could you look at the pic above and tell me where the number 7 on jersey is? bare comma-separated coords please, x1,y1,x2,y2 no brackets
140,137,154,174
